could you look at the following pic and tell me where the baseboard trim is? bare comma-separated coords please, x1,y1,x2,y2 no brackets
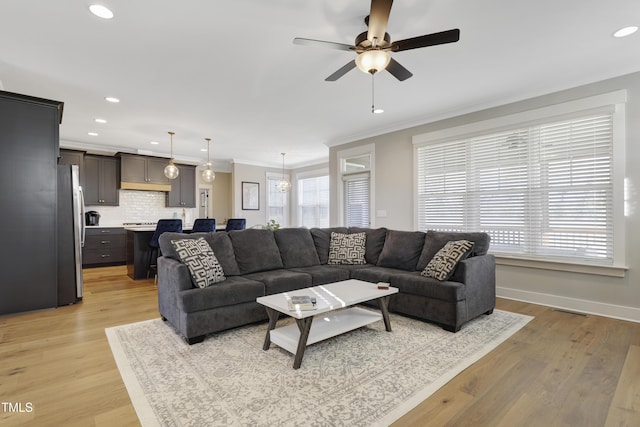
496,287,640,323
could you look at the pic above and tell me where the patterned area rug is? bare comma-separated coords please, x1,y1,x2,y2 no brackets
106,309,532,426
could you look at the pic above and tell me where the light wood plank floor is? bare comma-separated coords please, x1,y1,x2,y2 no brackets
1,266,638,426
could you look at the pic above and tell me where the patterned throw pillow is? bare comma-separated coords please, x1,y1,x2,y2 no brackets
421,240,474,281
171,238,225,288
328,232,367,265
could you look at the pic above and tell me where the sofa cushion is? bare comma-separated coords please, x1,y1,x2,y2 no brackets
244,269,312,295
389,272,466,302
288,265,351,285
177,276,266,313
421,240,474,281
349,227,388,264
328,232,367,265
171,238,226,288
376,230,426,271
350,266,411,284
274,228,320,268
417,231,491,271
229,229,284,274
159,231,241,276
310,227,349,264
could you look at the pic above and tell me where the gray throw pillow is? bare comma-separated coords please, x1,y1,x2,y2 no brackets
421,240,474,281
171,238,225,288
328,232,367,265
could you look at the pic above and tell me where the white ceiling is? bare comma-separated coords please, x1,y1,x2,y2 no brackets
1,0,639,170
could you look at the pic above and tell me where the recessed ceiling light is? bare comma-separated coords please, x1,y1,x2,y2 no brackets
614,26,638,38
94,118,107,123
373,108,384,114
105,97,120,103
150,141,160,145
89,5,114,19
200,148,208,152
88,132,99,136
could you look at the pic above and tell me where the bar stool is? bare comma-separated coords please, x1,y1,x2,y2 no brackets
148,219,183,282
225,218,246,232
192,218,216,233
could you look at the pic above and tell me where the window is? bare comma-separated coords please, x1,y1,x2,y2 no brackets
297,175,329,227
414,91,626,269
344,174,370,227
266,173,289,227
337,145,375,227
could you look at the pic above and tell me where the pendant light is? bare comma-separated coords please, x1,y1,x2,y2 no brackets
164,131,179,180
275,152,291,192
201,137,216,183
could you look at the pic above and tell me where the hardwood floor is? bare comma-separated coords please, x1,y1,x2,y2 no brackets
1,265,638,426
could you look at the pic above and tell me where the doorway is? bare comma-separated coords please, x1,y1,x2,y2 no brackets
198,188,210,218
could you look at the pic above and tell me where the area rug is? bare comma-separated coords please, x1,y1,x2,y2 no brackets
106,309,532,427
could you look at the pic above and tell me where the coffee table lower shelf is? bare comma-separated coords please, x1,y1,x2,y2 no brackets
269,307,382,354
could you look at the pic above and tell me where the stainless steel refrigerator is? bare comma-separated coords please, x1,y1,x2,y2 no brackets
57,164,84,305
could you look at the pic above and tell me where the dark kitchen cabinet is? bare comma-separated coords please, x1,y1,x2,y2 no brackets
167,164,196,207
84,155,119,206
83,227,126,266
0,90,63,315
58,149,85,184
120,154,171,189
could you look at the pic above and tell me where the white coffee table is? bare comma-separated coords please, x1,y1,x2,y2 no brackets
256,279,398,369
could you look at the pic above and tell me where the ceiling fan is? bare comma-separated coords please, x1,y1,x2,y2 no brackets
293,0,460,82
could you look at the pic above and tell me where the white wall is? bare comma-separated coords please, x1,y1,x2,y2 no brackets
329,71,640,322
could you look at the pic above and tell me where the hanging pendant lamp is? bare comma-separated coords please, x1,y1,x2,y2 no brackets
201,137,216,183
164,131,179,180
275,152,291,192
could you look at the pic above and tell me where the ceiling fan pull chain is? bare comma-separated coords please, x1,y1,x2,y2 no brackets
371,73,375,114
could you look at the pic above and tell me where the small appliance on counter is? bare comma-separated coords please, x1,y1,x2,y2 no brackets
85,210,100,226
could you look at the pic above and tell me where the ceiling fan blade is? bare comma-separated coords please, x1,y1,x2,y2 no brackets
389,29,460,52
386,58,413,81
325,60,357,81
367,0,393,44
293,37,355,51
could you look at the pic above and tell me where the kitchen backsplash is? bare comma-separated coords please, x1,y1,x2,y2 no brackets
87,190,197,226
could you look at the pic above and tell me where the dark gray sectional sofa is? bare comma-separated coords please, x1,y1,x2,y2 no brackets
157,227,495,344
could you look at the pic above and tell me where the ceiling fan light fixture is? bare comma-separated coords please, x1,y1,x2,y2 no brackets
356,50,391,74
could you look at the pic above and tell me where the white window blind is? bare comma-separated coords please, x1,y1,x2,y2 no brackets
417,113,615,265
344,173,370,227
298,175,330,227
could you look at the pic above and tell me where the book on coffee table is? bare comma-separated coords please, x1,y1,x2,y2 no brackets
288,295,316,311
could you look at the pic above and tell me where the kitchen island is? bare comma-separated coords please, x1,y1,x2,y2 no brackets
125,226,191,280
125,224,224,280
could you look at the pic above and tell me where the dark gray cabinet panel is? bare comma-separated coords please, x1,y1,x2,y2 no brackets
120,154,170,186
0,91,63,315
167,164,196,207
83,227,126,266
84,155,119,206
58,149,85,185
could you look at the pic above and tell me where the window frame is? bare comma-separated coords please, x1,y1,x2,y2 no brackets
336,144,375,227
295,169,330,228
413,90,627,277
266,171,290,227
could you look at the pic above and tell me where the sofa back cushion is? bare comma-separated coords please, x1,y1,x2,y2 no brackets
274,228,320,268
159,231,241,276
416,230,491,271
376,230,426,271
348,227,387,264
229,229,284,274
310,227,349,264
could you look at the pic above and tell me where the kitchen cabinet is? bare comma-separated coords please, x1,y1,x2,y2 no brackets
0,91,63,315
120,154,171,191
58,149,85,184
167,164,196,207
83,227,126,266
84,155,120,206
